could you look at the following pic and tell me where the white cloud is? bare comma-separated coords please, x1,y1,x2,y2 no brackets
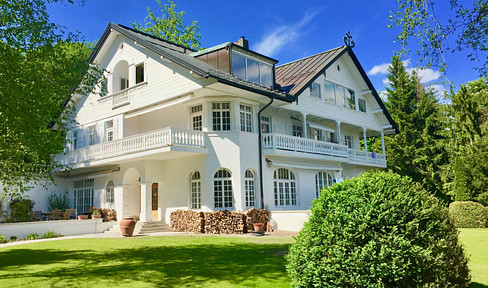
379,90,388,100
406,68,440,83
368,63,390,75
252,11,319,57
382,78,390,86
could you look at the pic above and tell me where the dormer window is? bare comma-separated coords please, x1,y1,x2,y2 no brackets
231,51,273,88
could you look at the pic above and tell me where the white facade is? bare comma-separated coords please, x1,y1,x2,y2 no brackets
24,24,395,231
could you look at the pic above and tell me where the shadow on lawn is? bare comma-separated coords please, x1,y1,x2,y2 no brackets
0,242,291,287
472,283,488,288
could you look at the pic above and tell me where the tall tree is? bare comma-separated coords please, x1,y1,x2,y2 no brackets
382,55,449,201
390,0,488,75
0,0,100,197
131,0,202,50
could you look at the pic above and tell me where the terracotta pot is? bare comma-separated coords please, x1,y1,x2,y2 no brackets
253,223,264,232
78,215,88,220
92,214,101,219
120,217,136,237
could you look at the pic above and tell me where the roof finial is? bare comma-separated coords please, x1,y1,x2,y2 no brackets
344,31,355,48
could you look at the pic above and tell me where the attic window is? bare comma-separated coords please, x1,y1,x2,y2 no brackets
119,43,124,50
136,63,144,84
231,51,273,88
336,64,341,72
311,83,321,98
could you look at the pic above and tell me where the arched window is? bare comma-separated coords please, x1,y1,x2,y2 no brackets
315,172,335,197
214,169,233,209
245,169,256,207
106,180,115,203
273,168,297,206
190,171,201,209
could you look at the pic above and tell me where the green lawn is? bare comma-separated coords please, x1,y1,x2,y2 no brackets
0,236,295,287
459,228,488,288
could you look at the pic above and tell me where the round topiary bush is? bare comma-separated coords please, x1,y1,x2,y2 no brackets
286,171,470,287
449,201,488,228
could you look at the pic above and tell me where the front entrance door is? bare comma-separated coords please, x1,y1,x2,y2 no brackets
152,183,158,221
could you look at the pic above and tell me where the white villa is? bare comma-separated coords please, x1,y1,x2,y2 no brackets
12,23,398,231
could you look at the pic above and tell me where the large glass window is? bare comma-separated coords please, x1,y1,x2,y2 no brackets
315,172,334,197
136,63,145,84
273,168,297,206
292,124,302,137
231,51,273,88
240,104,253,132
324,81,336,103
212,102,231,131
311,83,321,98
106,180,114,203
190,171,201,209
74,179,94,214
245,170,256,208
214,169,233,209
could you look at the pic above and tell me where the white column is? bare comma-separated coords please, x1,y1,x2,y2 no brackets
363,128,368,152
302,112,307,138
129,64,136,87
107,73,114,95
139,183,152,223
336,121,341,144
381,130,385,155
114,186,124,222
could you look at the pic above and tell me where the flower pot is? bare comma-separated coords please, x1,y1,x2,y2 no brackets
78,215,88,220
92,214,101,219
120,217,136,237
253,223,264,232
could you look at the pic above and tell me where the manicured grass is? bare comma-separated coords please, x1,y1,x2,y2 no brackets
459,228,488,288
0,236,295,287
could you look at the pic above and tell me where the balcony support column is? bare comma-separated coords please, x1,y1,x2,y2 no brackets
140,182,152,223
363,128,368,152
302,112,307,138
381,130,385,155
336,121,341,144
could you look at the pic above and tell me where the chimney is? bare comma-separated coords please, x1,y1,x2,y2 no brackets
234,36,249,49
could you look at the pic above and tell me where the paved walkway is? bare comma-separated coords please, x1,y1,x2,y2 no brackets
0,230,298,248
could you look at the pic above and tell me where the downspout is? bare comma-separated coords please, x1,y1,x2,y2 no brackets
258,96,274,209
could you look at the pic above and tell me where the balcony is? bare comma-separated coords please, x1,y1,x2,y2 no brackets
261,133,386,166
56,127,206,167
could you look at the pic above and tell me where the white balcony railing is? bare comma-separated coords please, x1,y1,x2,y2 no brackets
261,133,386,165
57,127,205,166
262,133,349,158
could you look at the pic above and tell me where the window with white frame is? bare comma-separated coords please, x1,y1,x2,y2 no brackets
358,98,367,112
72,130,78,150
274,168,297,206
135,63,145,84
74,179,94,214
240,104,253,132
88,126,95,146
311,128,324,141
106,180,114,203
292,124,302,137
214,169,233,209
315,172,335,197
344,135,353,148
245,169,256,207
231,51,273,88
191,105,203,131
105,120,114,142
260,116,271,133
212,102,231,131
324,81,336,103
190,171,201,209
120,78,129,90
311,82,321,98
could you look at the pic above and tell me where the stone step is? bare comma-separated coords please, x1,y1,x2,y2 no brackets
103,221,170,235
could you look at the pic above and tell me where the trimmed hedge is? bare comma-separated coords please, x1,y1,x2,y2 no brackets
449,201,488,228
286,171,470,288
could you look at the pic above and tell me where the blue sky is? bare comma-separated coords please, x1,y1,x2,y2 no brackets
47,0,481,97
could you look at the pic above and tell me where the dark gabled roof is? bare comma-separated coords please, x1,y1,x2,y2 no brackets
88,23,293,102
275,46,398,133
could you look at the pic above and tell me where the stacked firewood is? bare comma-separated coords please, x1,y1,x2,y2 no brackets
170,210,204,233
244,208,270,231
203,210,246,234
89,207,117,222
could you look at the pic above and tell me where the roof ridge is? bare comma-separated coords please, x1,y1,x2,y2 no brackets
277,46,345,68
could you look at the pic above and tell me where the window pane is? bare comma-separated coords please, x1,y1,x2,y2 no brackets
359,99,367,112
247,59,260,84
260,64,273,88
231,52,246,80
324,82,336,103
311,83,321,98
136,64,144,84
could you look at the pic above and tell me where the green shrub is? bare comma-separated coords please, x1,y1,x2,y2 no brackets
286,171,470,288
42,231,59,239
8,198,33,222
25,233,41,240
0,234,6,244
449,201,488,228
9,236,17,241
477,192,488,206
47,192,68,211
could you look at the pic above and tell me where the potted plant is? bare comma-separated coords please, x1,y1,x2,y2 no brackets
91,210,102,219
77,214,88,220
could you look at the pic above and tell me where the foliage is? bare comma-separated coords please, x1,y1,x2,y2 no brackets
91,210,100,215
377,55,449,201
8,198,33,222
390,0,488,75
0,234,6,244
443,77,488,203
25,233,41,240
0,0,101,197
9,236,17,241
42,231,60,239
0,197,7,222
286,171,470,287
47,192,68,211
131,0,202,50
449,201,488,228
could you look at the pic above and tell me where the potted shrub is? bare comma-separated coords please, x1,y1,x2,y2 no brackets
91,210,101,219
77,214,88,220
